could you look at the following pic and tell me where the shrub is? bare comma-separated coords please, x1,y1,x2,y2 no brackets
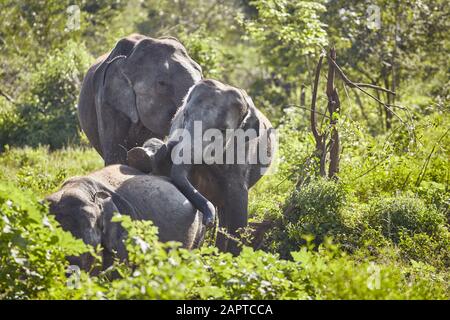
365,196,446,242
0,183,447,300
0,98,21,151
264,178,353,258
0,183,91,299
2,41,92,150
0,146,102,197
102,216,448,300
290,242,448,300
398,230,450,270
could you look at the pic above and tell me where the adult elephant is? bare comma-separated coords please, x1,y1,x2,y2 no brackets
46,165,205,271
78,34,202,165
127,79,275,255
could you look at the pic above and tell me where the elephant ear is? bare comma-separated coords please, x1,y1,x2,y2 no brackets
94,190,138,261
93,39,140,124
239,91,261,137
94,190,138,220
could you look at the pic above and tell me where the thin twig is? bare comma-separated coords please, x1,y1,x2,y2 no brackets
351,125,403,181
329,58,396,95
328,57,408,126
353,83,396,95
286,104,330,119
0,88,15,104
415,128,450,187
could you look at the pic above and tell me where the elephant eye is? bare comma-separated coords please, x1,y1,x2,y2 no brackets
157,80,167,87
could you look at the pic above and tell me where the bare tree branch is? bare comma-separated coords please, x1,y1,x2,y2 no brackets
327,48,340,179
329,58,396,95
311,55,324,143
0,88,15,103
286,104,330,119
327,57,408,126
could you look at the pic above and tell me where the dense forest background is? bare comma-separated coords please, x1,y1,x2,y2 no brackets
0,0,449,299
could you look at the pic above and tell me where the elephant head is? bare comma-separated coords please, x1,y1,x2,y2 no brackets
46,177,136,271
165,80,262,227
93,36,202,163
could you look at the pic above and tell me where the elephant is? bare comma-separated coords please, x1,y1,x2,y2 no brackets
46,165,205,271
78,34,202,165
126,79,275,255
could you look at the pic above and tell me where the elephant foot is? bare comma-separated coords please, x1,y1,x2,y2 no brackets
127,147,153,173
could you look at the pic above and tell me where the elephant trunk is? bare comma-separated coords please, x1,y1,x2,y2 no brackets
170,163,215,228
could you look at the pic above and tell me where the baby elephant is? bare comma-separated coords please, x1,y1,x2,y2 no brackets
127,79,275,255
46,165,204,271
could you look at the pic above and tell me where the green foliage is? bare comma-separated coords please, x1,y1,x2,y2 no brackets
366,196,446,242
241,0,327,65
0,146,103,197
0,145,447,299
399,231,450,271
13,41,92,149
179,29,240,80
279,179,349,254
0,0,449,300
0,183,90,299
239,0,327,118
106,217,447,300
249,103,449,278
0,98,20,149
291,242,447,299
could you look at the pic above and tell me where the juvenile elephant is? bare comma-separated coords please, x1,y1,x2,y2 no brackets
127,79,275,254
46,165,204,270
78,34,202,165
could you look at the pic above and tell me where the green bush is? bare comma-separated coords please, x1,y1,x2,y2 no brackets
0,98,20,151
0,183,91,299
365,196,446,242
104,217,446,299
1,41,92,150
264,178,353,258
93,216,450,300
1,178,447,300
0,146,102,197
399,230,450,271
290,242,447,300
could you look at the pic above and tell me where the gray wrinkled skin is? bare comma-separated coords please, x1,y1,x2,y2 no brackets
128,79,274,255
46,165,204,271
78,34,202,165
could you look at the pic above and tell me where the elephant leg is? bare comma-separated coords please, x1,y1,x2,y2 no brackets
97,106,131,165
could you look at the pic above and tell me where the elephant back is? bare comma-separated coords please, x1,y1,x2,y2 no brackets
90,165,203,247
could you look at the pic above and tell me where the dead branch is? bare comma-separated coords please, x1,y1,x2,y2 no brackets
329,58,406,126
0,88,15,103
311,55,324,144
286,104,330,119
353,82,396,95
327,48,340,179
329,58,396,96
415,128,450,187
